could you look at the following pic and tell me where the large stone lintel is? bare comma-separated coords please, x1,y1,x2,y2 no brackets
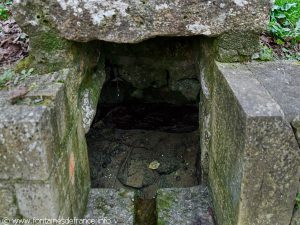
13,0,271,43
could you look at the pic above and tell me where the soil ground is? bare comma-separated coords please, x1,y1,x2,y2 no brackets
0,18,28,72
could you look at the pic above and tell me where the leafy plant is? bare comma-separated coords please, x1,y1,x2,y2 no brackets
20,68,34,78
0,69,15,87
13,68,34,84
269,0,300,44
0,0,12,20
0,4,9,20
260,0,300,61
0,68,34,88
256,45,275,61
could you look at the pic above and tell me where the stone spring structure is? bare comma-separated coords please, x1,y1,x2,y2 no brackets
0,0,299,224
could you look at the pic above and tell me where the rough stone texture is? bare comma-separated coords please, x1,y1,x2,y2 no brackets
0,71,70,219
84,188,134,225
15,182,61,219
243,61,300,122
13,0,271,43
0,62,105,219
200,60,300,225
157,185,214,225
239,61,300,225
100,38,200,105
0,187,17,218
1,5,106,220
215,32,261,62
0,105,54,180
291,210,300,225
197,38,215,183
80,58,106,133
292,116,300,146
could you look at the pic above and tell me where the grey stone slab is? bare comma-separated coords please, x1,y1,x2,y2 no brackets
0,69,73,181
0,188,17,218
217,61,300,123
0,105,55,180
15,181,60,219
0,91,10,107
245,61,300,122
0,68,89,182
207,62,300,225
13,1,271,43
216,62,284,118
291,210,300,225
84,188,135,225
13,130,89,219
157,185,214,225
292,116,300,145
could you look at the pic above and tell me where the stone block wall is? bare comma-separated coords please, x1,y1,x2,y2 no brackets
0,7,106,220
198,57,300,225
0,51,105,219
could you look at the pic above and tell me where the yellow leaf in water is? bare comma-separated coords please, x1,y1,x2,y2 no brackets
148,160,160,170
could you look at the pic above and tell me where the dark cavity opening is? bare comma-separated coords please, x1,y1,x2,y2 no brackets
86,37,201,225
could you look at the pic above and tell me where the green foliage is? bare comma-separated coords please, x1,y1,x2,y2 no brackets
0,0,12,21
0,4,9,20
18,68,34,81
282,46,300,60
0,68,34,88
269,0,300,44
256,45,275,61
0,69,15,87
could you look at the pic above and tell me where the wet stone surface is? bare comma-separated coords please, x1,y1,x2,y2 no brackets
86,103,200,199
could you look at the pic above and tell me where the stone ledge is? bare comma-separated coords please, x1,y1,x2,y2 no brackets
216,62,284,118
157,185,214,225
84,189,135,225
221,61,300,122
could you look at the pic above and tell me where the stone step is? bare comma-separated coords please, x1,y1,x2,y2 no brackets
157,185,215,225
84,188,135,225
